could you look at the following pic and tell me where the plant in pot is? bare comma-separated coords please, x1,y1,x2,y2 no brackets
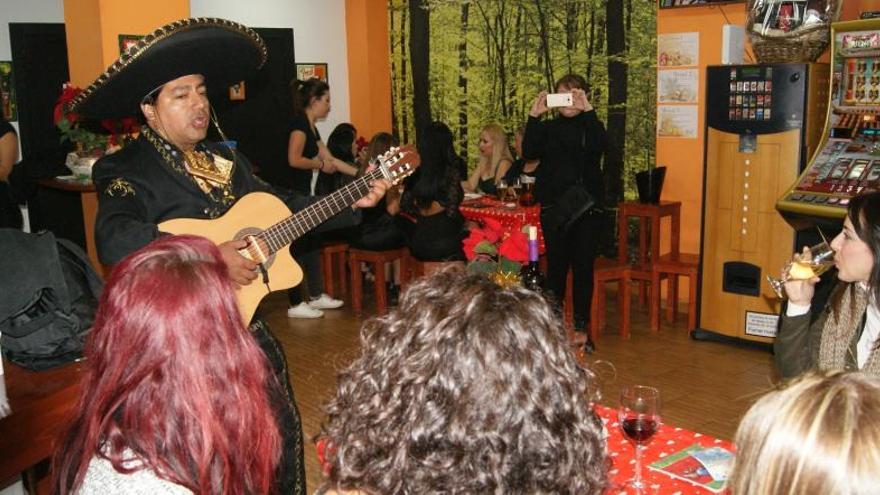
53,83,140,179
463,217,529,288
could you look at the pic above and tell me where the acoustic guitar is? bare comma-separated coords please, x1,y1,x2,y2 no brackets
159,146,420,323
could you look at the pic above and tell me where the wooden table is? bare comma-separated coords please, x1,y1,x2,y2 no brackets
36,178,101,275
459,196,545,252
0,358,85,484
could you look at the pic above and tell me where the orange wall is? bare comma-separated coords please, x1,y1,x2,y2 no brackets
657,1,878,257
345,0,393,139
64,0,189,87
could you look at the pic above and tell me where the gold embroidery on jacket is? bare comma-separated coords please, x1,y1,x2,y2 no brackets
106,178,135,197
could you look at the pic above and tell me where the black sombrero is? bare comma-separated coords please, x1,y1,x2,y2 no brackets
69,17,267,119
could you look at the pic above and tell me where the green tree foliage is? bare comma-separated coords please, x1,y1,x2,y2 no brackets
388,0,656,198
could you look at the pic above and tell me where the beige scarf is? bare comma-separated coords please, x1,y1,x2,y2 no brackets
818,283,880,375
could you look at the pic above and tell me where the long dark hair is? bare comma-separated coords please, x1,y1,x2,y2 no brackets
403,121,463,213
319,271,607,494
52,235,280,494
327,123,357,163
290,77,329,116
849,191,880,304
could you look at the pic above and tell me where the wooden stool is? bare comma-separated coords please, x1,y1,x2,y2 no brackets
618,200,681,308
591,257,631,340
320,241,349,300
650,253,699,332
349,247,409,315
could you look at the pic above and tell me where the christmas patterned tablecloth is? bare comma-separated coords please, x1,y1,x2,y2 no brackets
595,405,734,494
459,197,545,253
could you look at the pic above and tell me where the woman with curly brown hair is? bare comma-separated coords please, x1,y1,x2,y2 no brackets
317,271,608,494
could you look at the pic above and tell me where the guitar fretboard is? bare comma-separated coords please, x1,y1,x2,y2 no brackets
258,168,384,255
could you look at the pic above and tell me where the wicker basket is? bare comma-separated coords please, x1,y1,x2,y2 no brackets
746,0,842,63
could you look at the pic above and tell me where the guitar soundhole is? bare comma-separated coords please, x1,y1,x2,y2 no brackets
236,227,275,268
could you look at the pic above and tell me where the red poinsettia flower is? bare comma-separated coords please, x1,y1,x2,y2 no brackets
498,228,528,263
480,217,503,244
53,83,82,125
462,227,489,261
356,136,368,154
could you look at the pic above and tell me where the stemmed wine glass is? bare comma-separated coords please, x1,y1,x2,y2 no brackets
619,385,661,492
766,236,835,299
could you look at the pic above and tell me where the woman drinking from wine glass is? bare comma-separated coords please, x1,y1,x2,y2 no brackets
775,191,880,378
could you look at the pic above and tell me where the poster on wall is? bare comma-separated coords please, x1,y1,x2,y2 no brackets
0,62,17,121
657,105,698,139
658,69,699,103
295,63,328,84
118,34,142,54
658,32,699,67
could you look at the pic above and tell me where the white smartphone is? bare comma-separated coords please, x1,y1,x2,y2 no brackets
546,92,573,108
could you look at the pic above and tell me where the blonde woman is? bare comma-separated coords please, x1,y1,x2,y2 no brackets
729,371,880,494
463,123,513,194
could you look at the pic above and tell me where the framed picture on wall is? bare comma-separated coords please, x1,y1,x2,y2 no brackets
229,81,246,101
295,63,328,84
118,34,142,54
659,0,744,8
0,61,17,121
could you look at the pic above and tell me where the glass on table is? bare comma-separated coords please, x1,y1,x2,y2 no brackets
496,179,508,200
619,385,661,492
766,237,835,299
519,176,536,206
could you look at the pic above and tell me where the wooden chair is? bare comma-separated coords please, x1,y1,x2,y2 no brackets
650,252,699,333
401,255,466,285
349,247,409,315
320,241,349,300
591,257,631,340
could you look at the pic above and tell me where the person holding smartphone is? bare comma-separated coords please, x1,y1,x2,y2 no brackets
523,74,607,353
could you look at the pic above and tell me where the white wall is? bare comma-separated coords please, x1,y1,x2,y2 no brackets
0,0,65,152
189,0,350,138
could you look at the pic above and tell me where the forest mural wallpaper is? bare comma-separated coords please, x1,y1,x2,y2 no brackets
387,0,657,205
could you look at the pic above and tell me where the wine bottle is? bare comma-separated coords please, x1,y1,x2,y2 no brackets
520,225,544,291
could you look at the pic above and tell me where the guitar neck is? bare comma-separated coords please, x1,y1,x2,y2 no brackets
259,168,383,254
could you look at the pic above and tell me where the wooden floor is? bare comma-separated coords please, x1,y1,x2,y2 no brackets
260,285,777,491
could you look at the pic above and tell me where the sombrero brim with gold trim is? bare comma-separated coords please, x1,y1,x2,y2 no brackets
69,17,267,119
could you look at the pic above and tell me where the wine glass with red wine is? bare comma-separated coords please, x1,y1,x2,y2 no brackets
618,385,661,491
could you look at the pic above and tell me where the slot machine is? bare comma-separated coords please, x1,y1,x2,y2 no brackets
777,20,880,230
698,63,828,343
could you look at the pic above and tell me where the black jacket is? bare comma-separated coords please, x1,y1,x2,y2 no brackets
522,110,606,207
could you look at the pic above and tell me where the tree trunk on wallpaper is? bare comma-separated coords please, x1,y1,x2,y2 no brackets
390,0,399,141
533,0,554,91
458,1,469,162
586,4,595,82
605,0,626,205
409,0,431,142
400,4,410,144
563,0,580,75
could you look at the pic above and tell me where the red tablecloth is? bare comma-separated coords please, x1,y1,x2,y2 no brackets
459,197,545,253
595,405,734,494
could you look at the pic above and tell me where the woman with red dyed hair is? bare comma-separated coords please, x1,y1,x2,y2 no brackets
52,235,280,494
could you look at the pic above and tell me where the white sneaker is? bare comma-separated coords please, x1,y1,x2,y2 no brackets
287,302,324,319
309,293,344,310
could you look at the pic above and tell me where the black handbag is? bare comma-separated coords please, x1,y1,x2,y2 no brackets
553,181,599,232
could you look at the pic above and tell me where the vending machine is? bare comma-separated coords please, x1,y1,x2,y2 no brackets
777,20,880,229
698,63,828,343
